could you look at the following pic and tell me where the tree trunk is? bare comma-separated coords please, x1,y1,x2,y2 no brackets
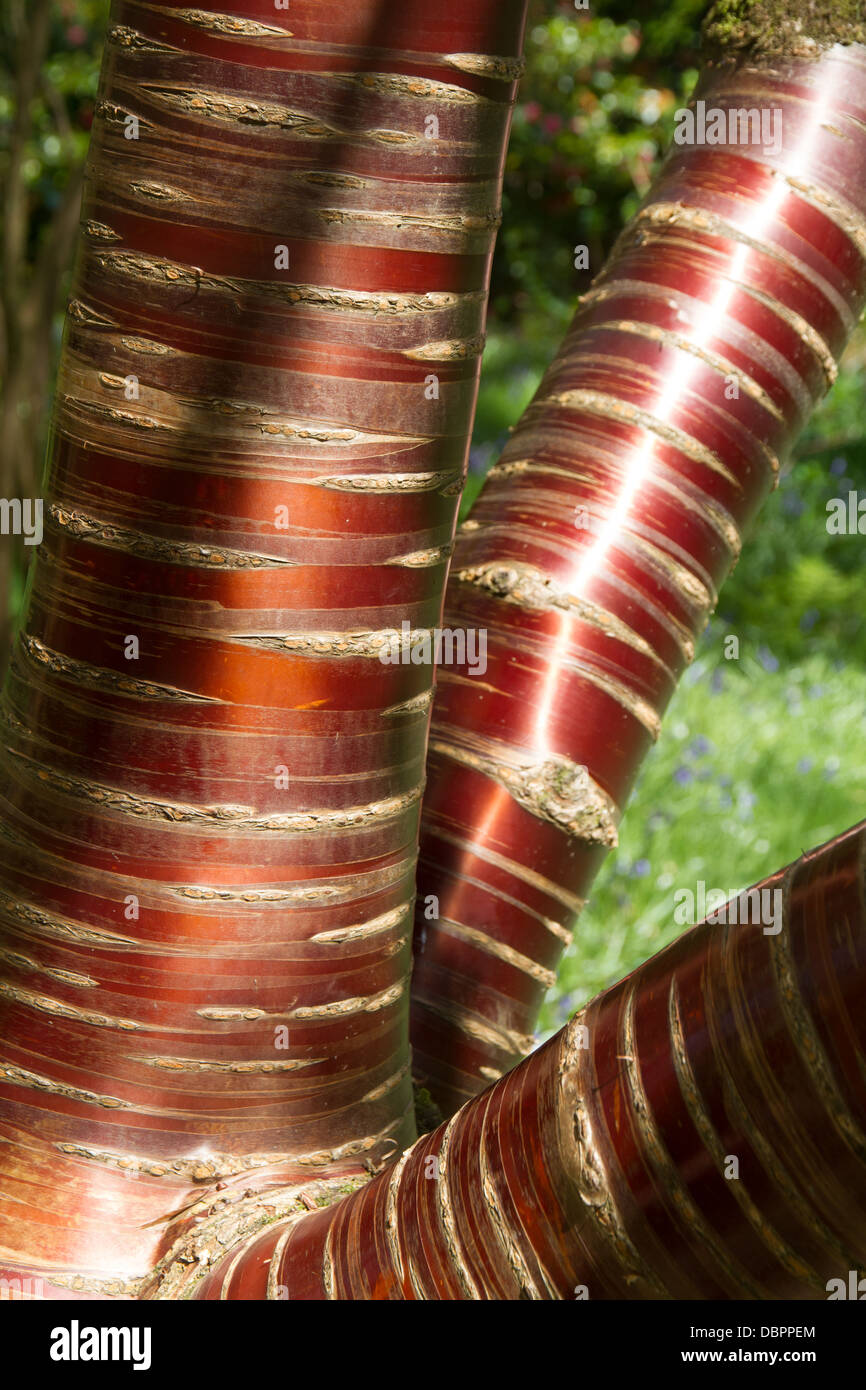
3,0,866,1304
0,0,527,1297
188,820,866,1300
410,12,866,1116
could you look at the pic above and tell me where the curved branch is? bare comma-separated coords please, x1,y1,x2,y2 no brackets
192,820,866,1299
411,17,866,1114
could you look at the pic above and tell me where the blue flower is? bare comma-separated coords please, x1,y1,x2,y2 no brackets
757,645,779,673
796,757,813,774
632,858,650,878
781,491,805,517
673,766,693,786
468,443,495,474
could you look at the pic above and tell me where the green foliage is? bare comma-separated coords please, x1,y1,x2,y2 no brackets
0,1,107,260
0,2,110,639
491,0,703,325
714,329,866,663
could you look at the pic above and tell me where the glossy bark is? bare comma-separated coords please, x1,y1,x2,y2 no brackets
411,39,866,1115
3,0,866,1306
0,0,527,1295
197,821,866,1299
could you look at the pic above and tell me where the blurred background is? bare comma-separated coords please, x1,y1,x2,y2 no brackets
3,0,866,1034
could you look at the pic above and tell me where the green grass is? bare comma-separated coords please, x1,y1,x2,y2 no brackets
538,647,866,1036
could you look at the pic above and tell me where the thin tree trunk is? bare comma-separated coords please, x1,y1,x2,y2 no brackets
185,819,866,1299
410,12,866,1116
0,0,527,1296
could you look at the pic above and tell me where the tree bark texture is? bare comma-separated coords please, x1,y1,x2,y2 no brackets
191,821,866,1299
411,36,866,1116
3,0,866,1304
0,0,527,1296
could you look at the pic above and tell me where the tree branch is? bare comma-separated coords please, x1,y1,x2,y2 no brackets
191,819,866,1299
409,17,866,1116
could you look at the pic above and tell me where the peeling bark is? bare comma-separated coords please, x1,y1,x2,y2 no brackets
0,0,528,1292
194,822,866,1300
411,25,866,1114
3,0,866,1306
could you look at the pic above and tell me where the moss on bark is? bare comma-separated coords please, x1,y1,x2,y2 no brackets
703,0,866,60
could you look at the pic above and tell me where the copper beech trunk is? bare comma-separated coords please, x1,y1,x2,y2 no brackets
1,0,866,1302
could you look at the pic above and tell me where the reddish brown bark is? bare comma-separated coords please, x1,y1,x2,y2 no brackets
0,0,527,1296
191,821,866,1300
410,37,866,1115
3,0,866,1305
